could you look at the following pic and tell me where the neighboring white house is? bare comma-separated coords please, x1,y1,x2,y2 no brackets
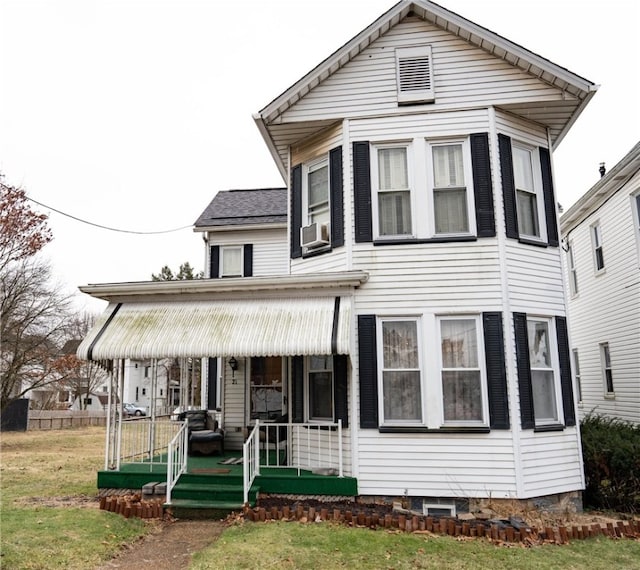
560,142,640,424
78,0,599,509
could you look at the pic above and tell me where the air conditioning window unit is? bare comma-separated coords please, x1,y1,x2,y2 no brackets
301,222,329,249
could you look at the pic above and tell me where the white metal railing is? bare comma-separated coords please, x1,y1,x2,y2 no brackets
119,417,182,466
243,421,261,504
242,420,344,503
166,421,189,504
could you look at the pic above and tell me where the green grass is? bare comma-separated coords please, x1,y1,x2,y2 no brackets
0,427,153,570
190,520,640,570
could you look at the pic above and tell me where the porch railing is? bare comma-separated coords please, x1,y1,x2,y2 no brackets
242,420,344,505
166,421,188,504
119,417,182,467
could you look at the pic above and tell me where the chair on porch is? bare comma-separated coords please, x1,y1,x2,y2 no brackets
178,410,225,456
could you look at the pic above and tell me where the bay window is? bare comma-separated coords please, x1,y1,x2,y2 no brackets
513,144,542,239
527,318,559,424
431,142,470,235
373,145,413,237
379,318,422,422
439,317,485,423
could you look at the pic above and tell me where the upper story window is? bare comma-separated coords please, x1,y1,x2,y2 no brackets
632,192,640,265
591,222,605,272
512,143,544,241
372,145,413,238
567,242,578,296
306,158,330,226
209,244,253,278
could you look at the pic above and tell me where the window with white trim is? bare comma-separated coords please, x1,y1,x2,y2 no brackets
572,348,582,403
372,144,413,238
568,242,578,296
527,317,561,425
600,342,614,395
591,223,605,271
307,355,333,421
304,157,330,227
438,316,486,424
429,139,474,236
632,192,640,264
220,245,243,277
512,143,544,240
378,318,422,423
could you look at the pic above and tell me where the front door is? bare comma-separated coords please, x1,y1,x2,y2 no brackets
248,356,286,422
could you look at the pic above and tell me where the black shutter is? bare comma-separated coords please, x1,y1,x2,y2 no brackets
330,146,344,248
358,315,379,428
539,147,559,247
499,134,519,240
556,316,576,426
207,358,217,410
292,356,304,423
291,164,303,259
209,246,220,278
333,354,349,428
483,312,509,429
471,133,496,237
513,312,535,429
353,141,373,243
243,244,253,277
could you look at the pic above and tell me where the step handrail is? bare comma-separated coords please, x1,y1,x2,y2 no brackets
166,420,188,504
242,420,260,504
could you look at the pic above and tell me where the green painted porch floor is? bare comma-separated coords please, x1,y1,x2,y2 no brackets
98,450,357,510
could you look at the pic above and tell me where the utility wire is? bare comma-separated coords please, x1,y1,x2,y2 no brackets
27,196,192,235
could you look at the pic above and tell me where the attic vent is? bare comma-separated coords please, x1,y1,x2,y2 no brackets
396,46,434,105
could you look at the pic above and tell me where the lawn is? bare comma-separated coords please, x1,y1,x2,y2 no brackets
1,427,639,570
0,426,153,570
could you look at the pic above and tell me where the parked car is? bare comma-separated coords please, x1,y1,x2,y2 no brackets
123,403,147,417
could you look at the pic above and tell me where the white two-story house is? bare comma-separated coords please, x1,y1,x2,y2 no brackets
560,142,640,424
78,0,598,511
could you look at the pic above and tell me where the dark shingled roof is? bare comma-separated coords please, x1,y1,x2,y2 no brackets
194,188,287,228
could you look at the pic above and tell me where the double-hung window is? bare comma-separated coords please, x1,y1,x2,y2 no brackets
378,318,422,423
306,158,330,227
527,317,560,425
439,316,485,424
600,342,614,395
373,145,413,237
592,223,605,271
307,355,333,421
220,245,243,277
572,348,582,403
431,142,471,235
512,144,543,240
567,243,578,295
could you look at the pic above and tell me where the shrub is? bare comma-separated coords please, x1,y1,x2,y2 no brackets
580,413,640,513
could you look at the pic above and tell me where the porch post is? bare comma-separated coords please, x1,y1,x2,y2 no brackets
338,419,343,478
115,359,125,471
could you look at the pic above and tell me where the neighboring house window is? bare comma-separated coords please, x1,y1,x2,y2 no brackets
307,355,333,421
600,342,614,394
142,388,146,396
209,244,253,278
83,398,92,406
439,316,486,424
378,318,422,423
514,313,576,429
572,348,582,403
395,45,434,104
135,387,139,400
568,243,578,295
430,140,474,235
591,223,605,271
372,145,413,237
512,143,543,240
144,366,150,378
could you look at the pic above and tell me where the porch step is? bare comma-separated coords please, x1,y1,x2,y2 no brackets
171,482,245,502
165,498,245,520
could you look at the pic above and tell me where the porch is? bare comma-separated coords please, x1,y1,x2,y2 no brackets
97,417,357,511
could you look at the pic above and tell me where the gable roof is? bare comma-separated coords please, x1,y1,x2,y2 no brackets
194,188,287,230
255,0,598,179
560,141,640,234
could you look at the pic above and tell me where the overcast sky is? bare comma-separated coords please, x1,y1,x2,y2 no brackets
1,0,638,314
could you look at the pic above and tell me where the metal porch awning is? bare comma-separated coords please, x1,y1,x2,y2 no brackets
76,296,351,360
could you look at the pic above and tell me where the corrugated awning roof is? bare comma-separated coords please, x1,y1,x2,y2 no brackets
77,297,351,360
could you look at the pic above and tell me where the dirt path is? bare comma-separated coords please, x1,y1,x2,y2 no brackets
95,519,224,570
